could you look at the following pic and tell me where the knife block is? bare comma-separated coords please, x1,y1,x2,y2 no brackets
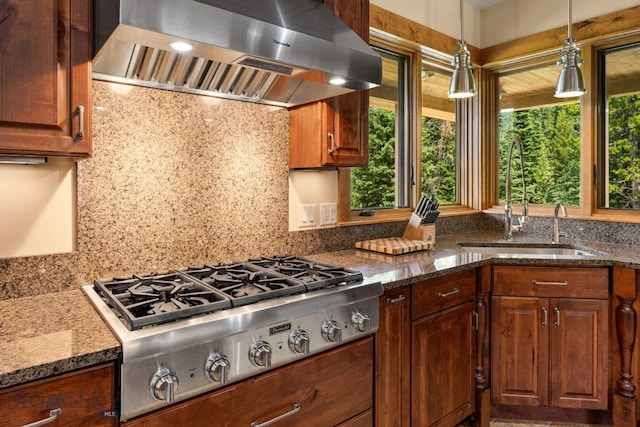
402,222,436,245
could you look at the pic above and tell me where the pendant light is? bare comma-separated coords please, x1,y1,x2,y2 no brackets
554,0,586,98
448,0,476,98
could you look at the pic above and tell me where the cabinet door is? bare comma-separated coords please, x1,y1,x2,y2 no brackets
412,301,475,427
0,0,91,156
550,298,609,409
288,0,369,168
321,0,368,167
375,288,410,427
491,296,549,407
0,363,116,426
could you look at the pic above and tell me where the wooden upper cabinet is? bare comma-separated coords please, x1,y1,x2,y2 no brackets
0,0,92,157
288,0,369,168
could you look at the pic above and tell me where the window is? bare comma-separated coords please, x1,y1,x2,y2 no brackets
351,47,410,210
420,66,457,203
497,63,581,207
597,42,640,210
348,39,461,217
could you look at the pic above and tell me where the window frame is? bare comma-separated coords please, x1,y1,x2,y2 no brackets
337,30,478,225
482,32,640,223
596,40,640,213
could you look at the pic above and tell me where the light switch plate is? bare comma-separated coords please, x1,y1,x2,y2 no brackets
298,204,317,227
320,203,337,225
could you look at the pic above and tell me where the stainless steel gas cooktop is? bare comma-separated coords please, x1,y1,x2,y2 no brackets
83,255,381,421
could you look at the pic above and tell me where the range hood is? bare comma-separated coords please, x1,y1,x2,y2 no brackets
92,0,382,107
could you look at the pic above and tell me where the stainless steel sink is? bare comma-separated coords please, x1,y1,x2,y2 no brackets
457,243,600,257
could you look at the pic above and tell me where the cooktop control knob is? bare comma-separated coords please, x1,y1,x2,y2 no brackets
351,311,371,333
249,340,272,368
205,353,231,384
150,366,179,403
321,319,342,343
289,329,310,354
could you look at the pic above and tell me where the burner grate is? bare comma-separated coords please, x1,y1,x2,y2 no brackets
248,256,364,290
94,272,231,330
182,263,306,307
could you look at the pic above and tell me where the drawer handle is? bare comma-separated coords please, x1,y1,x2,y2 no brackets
386,294,405,304
251,403,301,427
438,288,459,298
531,280,569,286
74,105,84,140
22,408,62,427
554,307,561,327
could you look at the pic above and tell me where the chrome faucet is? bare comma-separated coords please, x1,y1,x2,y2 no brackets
504,137,529,241
552,203,568,244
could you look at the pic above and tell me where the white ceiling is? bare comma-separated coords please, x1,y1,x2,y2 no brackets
465,0,506,9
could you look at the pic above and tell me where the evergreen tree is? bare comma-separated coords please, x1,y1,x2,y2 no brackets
608,94,640,209
351,108,396,209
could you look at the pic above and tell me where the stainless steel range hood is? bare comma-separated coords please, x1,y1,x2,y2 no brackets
92,0,382,107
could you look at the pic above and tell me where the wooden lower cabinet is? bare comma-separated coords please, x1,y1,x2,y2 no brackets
375,287,411,427
0,363,116,426
412,300,476,426
123,337,373,427
491,266,609,411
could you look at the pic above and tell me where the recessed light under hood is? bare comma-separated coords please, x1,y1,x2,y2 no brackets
92,0,382,107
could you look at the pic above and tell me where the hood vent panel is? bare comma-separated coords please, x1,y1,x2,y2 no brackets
92,0,382,107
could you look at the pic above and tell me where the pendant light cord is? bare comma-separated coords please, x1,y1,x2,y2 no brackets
459,0,464,41
567,0,572,40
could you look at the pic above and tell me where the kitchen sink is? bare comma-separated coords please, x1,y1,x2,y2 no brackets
457,242,601,257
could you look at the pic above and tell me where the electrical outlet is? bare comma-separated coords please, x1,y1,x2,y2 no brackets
320,203,337,225
298,204,317,227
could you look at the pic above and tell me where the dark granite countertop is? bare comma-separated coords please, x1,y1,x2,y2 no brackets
0,290,120,389
2,230,639,389
309,230,640,289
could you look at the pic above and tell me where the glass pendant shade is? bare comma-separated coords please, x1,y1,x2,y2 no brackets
554,0,586,98
448,40,476,98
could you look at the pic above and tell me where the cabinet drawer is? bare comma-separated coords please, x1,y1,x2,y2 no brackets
412,270,476,319
0,363,116,427
493,266,609,299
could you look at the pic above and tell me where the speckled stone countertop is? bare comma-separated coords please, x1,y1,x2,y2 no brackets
310,230,640,289
2,230,639,390
0,290,120,389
